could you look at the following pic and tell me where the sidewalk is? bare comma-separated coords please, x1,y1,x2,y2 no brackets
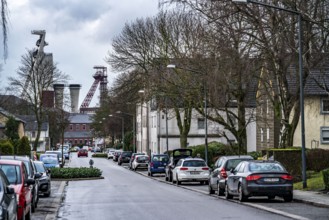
293,190,329,208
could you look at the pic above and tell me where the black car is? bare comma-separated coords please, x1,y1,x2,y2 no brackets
1,155,41,212
33,161,51,197
208,155,253,195
165,149,192,182
0,169,17,220
225,160,293,202
118,151,132,165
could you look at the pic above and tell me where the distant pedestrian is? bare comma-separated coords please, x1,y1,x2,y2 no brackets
33,151,38,161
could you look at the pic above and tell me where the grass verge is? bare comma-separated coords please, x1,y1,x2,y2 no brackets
294,171,325,191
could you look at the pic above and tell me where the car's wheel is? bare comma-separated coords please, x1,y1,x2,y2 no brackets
208,182,215,194
225,184,233,199
283,194,293,202
204,181,209,185
150,172,153,177
217,184,224,196
25,206,31,220
148,172,150,176
238,184,247,202
176,175,181,185
118,162,121,166
31,197,35,213
44,190,51,197
268,196,275,200
165,175,168,181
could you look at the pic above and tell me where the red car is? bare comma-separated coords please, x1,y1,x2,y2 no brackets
0,159,35,220
78,149,88,157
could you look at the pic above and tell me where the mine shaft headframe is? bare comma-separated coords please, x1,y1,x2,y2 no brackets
31,30,48,58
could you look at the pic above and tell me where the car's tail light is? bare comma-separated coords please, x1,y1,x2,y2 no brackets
220,168,227,178
150,162,154,168
202,167,209,170
281,174,293,180
180,167,188,170
246,175,261,181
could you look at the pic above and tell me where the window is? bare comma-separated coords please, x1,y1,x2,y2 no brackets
82,124,86,130
198,118,205,129
321,99,329,114
266,99,269,114
321,127,329,143
69,124,73,130
267,128,270,143
260,128,264,143
76,124,80,130
32,131,36,138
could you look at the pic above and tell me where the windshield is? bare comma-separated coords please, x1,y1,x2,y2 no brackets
34,162,46,173
183,160,206,167
0,165,22,185
40,155,59,164
152,155,169,162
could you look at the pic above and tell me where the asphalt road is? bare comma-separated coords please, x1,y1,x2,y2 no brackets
58,153,293,220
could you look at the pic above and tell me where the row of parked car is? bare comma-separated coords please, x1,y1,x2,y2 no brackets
0,154,53,220
107,148,294,202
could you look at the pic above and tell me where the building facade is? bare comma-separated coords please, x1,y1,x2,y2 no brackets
64,113,93,146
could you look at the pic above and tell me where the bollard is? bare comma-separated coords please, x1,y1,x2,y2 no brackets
89,159,94,168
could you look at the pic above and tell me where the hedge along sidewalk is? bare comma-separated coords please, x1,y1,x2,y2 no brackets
50,167,103,179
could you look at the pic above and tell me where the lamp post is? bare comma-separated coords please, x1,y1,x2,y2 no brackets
116,111,136,153
233,0,306,188
109,114,125,151
167,64,208,165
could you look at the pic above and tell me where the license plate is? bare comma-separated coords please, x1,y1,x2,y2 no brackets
190,171,200,175
264,178,279,182
158,167,164,169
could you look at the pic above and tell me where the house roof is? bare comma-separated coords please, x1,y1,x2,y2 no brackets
69,113,93,124
18,115,48,131
304,70,329,96
0,107,25,123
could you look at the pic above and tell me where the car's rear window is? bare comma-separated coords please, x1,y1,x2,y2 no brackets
40,156,58,165
183,160,206,167
153,155,169,162
122,152,132,157
0,165,22,184
137,156,149,162
249,162,285,172
225,159,250,171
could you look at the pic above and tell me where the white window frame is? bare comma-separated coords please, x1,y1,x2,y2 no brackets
321,98,329,114
260,128,264,143
267,128,270,143
320,127,329,144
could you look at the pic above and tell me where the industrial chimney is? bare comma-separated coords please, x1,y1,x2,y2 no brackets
69,84,81,113
53,84,65,109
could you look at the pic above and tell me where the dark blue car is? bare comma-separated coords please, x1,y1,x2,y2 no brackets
148,154,169,176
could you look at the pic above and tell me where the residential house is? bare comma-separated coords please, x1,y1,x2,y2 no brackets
64,113,93,146
18,115,49,152
0,107,25,139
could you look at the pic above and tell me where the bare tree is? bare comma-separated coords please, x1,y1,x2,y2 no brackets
8,50,69,151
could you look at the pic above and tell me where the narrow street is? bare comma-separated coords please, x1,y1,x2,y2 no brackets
57,154,300,220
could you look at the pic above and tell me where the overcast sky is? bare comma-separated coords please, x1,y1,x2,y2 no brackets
1,0,160,107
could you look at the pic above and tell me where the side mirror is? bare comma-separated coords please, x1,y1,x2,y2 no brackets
34,173,42,179
6,186,15,194
25,178,35,186
47,169,51,174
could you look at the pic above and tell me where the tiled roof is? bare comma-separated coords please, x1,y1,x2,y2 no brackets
304,70,329,96
18,115,48,131
0,107,25,123
69,114,93,124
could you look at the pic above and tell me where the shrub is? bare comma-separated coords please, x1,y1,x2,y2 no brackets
307,149,329,172
91,153,107,158
17,136,31,156
50,167,102,179
248,151,262,159
323,169,329,190
0,140,14,155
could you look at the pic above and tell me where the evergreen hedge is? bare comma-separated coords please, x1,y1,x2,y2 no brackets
0,140,14,155
50,167,102,179
91,153,107,158
323,169,329,190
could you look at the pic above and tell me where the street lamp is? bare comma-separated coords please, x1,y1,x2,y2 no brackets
167,64,209,165
116,111,136,153
233,0,306,188
109,114,125,151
